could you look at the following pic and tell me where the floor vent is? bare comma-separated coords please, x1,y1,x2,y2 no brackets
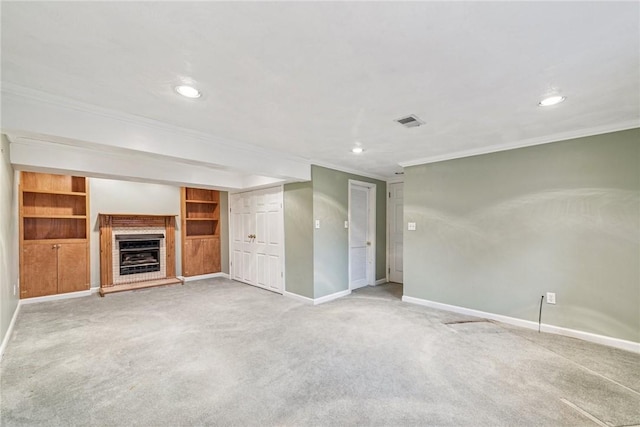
395,114,425,128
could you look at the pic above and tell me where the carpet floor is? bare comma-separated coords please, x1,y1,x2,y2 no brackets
1,279,639,426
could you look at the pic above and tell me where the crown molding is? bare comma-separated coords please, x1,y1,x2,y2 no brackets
385,176,405,184
310,160,388,182
399,121,640,168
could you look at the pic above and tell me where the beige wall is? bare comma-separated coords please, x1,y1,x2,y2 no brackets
404,129,640,342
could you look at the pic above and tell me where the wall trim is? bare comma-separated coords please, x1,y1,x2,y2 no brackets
284,289,352,305
314,289,351,305
399,121,640,168
311,161,387,182
283,291,314,305
20,290,94,305
180,272,230,282
374,279,387,286
402,295,640,354
0,302,21,360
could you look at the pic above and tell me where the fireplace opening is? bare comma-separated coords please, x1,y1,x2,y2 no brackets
116,234,164,276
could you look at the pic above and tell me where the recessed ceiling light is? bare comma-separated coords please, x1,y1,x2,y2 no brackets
352,147,364,154
538,95,566,107
175,85,201,99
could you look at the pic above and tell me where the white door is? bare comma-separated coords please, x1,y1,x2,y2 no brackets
231,193,254,285
388,182,404,283
230,187,284,294
254,188,283,292
349,181,375,290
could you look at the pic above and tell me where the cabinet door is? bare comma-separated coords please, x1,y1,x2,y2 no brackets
57,243,88,293
22,243,58,298
183,239,204,277
202,237,221,274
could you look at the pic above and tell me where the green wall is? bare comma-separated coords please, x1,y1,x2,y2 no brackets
404,129,640,342
312,165,387,298
284,181,314,298
283,166,387,300
0,135,19,352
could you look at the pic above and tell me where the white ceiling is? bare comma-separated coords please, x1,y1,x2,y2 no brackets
2,1,639,180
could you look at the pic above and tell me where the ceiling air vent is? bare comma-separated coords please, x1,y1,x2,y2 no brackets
395,114,425,128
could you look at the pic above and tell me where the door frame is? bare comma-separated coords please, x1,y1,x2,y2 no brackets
228,185,285,294
386,180,404,284
348,179,376,290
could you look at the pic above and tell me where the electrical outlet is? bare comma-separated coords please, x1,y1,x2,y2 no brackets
546,292,556,304
407,222,416,231
344,221,349,229
315,220,320,229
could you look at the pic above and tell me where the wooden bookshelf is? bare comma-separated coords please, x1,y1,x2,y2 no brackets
181,187,221,276
19,172,90,298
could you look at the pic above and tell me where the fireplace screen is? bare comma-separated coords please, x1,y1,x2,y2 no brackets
116,234,163,276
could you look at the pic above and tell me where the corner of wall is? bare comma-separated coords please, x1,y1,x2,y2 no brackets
0,135,20,354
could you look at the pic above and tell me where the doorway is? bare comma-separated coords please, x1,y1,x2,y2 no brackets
349,180,376,290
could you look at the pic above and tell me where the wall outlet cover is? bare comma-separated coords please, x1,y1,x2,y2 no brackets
408,222,416,231
315,220,320,229
344,221,349,228
546,292,556,304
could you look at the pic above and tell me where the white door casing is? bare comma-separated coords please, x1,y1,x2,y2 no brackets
230,187,284,294
349,180,376,290
388,182,404,283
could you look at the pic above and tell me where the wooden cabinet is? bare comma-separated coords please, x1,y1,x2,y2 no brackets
181,187,221,277
20,172,90,298
22,242,88,297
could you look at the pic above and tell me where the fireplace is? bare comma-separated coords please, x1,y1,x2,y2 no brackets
117,234,163,276
98,214,181,296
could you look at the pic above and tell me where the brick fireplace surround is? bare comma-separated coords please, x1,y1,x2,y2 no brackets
98,214,182,296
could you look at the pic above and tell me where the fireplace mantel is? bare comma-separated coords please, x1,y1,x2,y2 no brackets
98,214,181,295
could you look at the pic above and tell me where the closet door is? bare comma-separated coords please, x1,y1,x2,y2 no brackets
231,192,256,286
254,188,283,293
230,187,283,294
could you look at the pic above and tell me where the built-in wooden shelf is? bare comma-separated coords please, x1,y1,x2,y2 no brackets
181,187,221,277
23,214,87,219
186,200,218,205
19,172,90,299
22,190,86,196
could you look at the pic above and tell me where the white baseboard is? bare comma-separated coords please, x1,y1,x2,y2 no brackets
180,272,230,282
283,291,314,305
374,279,387,286
314,289,351,305
0,301,21,360
20,289,94,305
284,289,351,305
402,295,640,354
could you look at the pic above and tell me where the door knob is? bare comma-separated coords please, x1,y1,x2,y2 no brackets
366,241,371,246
